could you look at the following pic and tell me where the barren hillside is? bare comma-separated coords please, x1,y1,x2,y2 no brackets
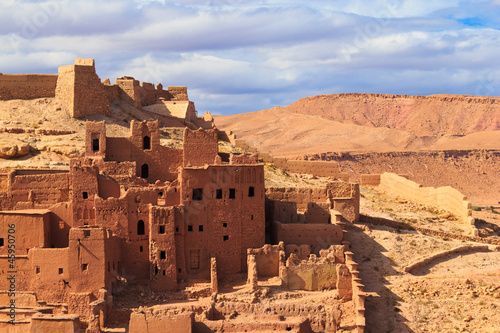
215,93,500,156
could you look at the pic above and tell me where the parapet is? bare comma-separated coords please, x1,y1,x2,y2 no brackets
75,58,95,67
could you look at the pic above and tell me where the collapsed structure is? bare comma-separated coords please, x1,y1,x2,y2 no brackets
0,58,364,332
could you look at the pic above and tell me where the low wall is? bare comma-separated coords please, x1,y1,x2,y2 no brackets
379,172,474,226
0,74,57,100
404,245,490,273
359,214,500,246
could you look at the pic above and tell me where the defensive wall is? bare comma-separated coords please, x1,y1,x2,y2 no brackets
0,58,193,120
362,172,475,233
218,130,349,180
0,73,58,101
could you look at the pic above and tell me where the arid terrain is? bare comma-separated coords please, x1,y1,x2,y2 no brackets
1,92,500,332
215,93,500,206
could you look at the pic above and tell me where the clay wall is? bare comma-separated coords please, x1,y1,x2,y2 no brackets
48,202,73,248
149,206,177,291
115,77,142,109
247,243,284,277
166,86,189,101
56,59,111,118
102,121,183,182
9,171,70,209
272,221,343,252
68,227,120,296
183,128,218,167
30,315,82,333
360,174,381,186
129,310,193,333
29,247,70,297
0,74,58,100
70,159,98,226
0,210,50,255
380,172,473,225
282,255,338,291
229,153,259,165
180,164,265,275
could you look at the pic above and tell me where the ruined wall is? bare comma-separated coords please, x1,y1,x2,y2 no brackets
0,73,58,100
8,170,70,209
272,221,343,252
129,310,193,333
380,172,473,225
56,58,111,118
115,77,141,109
180,165,265,275
360,174,381,186
247,243,284,277
102,120,183,182
183,128,218,167
149,206,177,291
282,255,338,291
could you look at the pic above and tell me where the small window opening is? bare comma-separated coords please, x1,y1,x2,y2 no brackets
248,186,255,197
160,251,166,259
137,220,145,235
163,270,166,276
92,138,99,152
84,230,91,238
192,188,203,201
178,268,182,273
188,225,193,232
108,262,110,272
251,215,254,220
223,222,228,228
0,238,4,246
143,136,151,150
140,246,143,252
82,264,88,271
199,225,204,232
82,192,88,199
158,191,163,197
229,188,236,199
175,227,179,232
216,189,223,199
223,235,229,241
35,266,40,274
141,164,149,179
58,268,63,275
159,225,165,234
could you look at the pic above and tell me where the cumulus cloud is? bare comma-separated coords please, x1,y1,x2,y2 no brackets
0,0,498,114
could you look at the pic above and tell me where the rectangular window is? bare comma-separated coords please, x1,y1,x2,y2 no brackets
223,235,229,241
229,188,236,199
223,222,228,228
84,230,91,238
92,138,99,152
82,192,88,199
190,249,200,270
248,186,255,197
192,188,203,201
140,246,143,252
108,262,110,272
160,251,166,260
58,268,63,275
199,225,204,232
82,264,88,271
188,225,193,232
159,225,165,234
35,266,40,274
175,227,179,232
216,189,223,199
0,238,3,246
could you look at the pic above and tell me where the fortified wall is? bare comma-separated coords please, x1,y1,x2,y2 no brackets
362,172,476,234
0,73,58,100
0,58,194,121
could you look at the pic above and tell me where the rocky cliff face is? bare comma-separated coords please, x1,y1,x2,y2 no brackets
284,93,500,136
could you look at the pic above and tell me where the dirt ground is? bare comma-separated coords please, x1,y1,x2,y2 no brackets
353,187,500,333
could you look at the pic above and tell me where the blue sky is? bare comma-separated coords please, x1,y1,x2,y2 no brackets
1,0,500,115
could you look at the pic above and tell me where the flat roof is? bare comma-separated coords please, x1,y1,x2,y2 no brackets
0,209,51,215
